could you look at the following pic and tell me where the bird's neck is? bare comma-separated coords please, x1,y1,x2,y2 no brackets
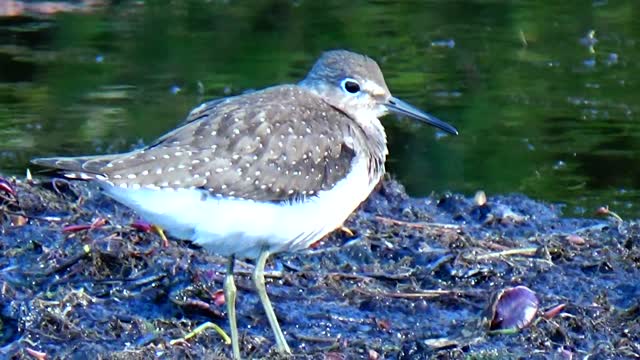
350,109,388,186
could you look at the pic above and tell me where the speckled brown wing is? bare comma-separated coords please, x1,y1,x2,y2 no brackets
45,85,360,202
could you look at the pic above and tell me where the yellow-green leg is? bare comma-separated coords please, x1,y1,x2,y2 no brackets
252,249,291,354
224,256,241,359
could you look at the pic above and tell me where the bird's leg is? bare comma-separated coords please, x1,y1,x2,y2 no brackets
253,249,291,354
150,224,170,247
339,225,354,237
224,255,241,359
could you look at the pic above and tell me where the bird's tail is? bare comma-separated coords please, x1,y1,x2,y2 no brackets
31,154,119,180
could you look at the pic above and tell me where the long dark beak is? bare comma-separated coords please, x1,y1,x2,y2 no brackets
385,96,458,135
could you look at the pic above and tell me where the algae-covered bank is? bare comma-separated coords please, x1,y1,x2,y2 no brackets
0,177,637,359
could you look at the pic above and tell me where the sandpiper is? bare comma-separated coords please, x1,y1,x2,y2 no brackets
32,50,458,358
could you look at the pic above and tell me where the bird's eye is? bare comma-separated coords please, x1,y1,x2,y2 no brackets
340,78,361,94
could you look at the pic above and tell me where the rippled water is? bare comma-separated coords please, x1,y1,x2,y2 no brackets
1,1,639,217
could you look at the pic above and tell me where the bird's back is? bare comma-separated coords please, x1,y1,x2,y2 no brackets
33,85,386,200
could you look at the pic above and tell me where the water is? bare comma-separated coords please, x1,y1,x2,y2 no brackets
1,1,639,217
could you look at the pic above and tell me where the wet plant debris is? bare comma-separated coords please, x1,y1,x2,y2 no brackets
0,176,638,358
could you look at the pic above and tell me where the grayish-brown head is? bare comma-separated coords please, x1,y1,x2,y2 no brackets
299,50,458,135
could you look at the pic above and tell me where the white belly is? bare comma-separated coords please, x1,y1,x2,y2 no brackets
101,155,379,259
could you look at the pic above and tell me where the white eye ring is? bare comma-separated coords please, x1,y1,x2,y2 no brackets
340,78,361,95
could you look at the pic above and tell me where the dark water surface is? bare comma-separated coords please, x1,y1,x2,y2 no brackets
1,1,640,217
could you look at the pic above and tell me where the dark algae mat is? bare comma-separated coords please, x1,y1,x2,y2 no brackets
0,176,638,359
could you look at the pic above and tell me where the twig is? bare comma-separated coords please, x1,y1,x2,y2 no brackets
362,270,414,281
38,245,91,276
25,347,47,360
169,321,231,346
474,247,538,260
355,287,484,300
375,216,460,230
293,334,337,343
302,237,366,256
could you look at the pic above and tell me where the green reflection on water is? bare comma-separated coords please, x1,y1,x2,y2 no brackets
1,1,640,217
